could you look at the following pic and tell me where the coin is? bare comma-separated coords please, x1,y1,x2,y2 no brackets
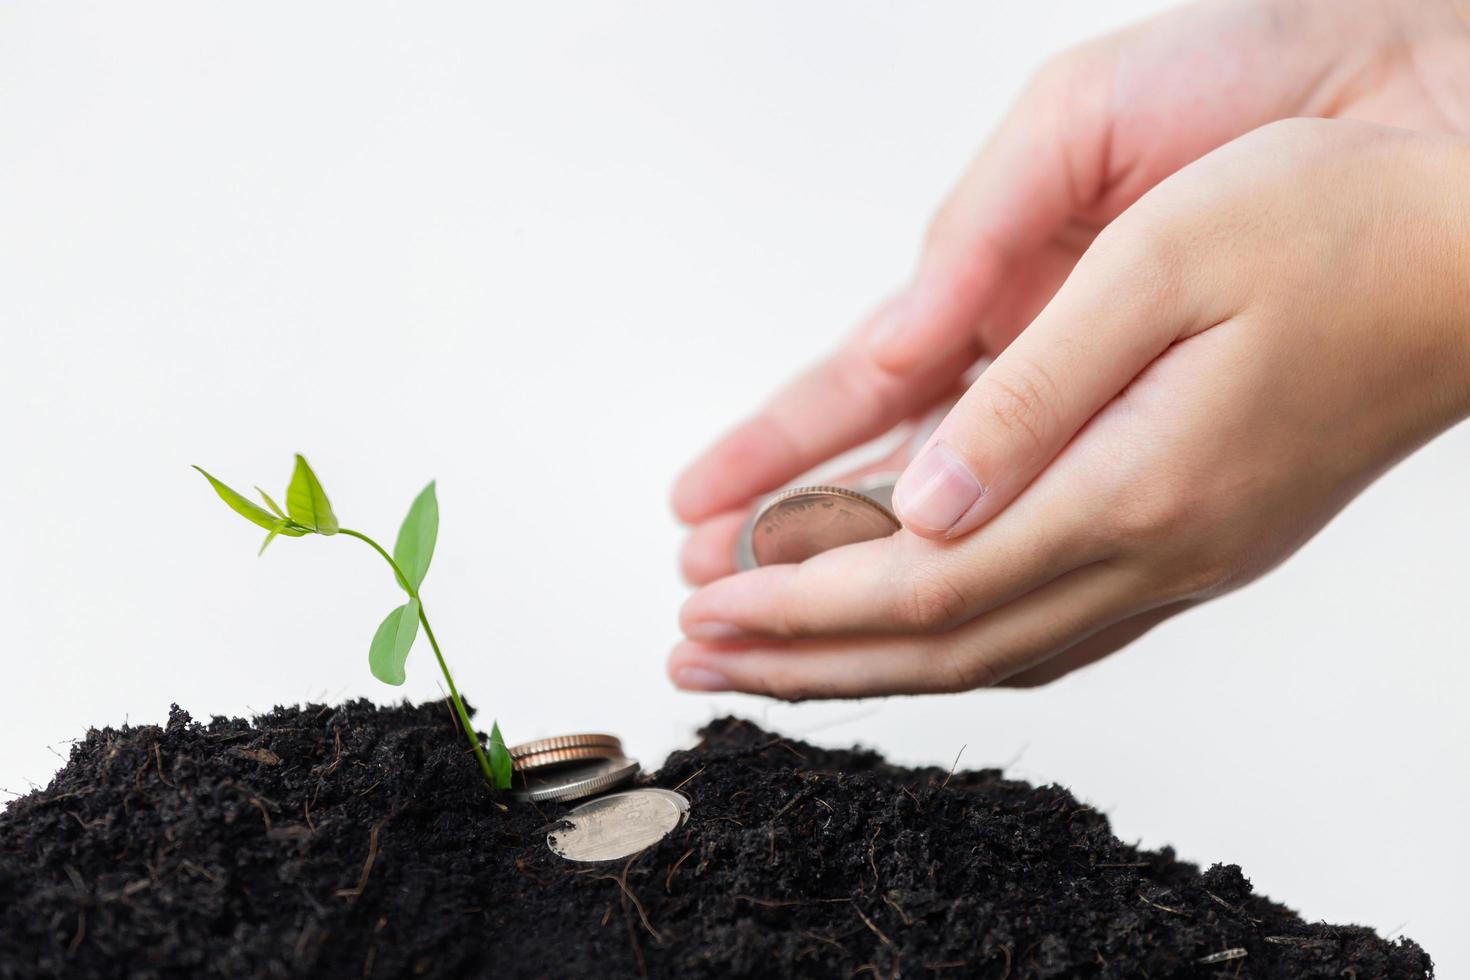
547,789,686,863
513,743,624,772
639,787,691,819
511,755,640,803
734,509,759,571
509,733,622,759
748,485,901,567
851,472,900,515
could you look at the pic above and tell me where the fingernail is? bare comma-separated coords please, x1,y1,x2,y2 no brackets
893,441,986,534
673,665,730,692
686,621,745,643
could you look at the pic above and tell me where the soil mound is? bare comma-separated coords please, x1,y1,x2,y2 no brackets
0,700,1432,978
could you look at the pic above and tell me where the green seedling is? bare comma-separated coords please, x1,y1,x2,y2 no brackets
194,455,512,790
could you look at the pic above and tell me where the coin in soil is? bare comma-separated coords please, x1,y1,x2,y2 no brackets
508,733,622,759
547,789,687,863
748,485,901,567
638,788,691,819
513,743,624,772
511,756,640,803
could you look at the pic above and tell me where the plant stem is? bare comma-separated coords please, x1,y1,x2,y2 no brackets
338,527,498,787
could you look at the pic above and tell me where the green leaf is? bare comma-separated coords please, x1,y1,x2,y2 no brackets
194,466,287,533
488,721,512,790
258,530,279,556
368,598,420,686
393,481,438,592
286,455,339,535
255,486,287,519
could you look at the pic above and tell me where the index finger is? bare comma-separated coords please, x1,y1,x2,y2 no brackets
670,296,973,524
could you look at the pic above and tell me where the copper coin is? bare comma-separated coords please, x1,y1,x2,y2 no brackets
851,472,900,515
509,733,622,760
749,486,901,567
513,744,623,772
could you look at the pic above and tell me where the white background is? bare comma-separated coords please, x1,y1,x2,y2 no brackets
2,1,1465,973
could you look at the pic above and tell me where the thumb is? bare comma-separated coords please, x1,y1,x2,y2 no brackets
891,221,1208,540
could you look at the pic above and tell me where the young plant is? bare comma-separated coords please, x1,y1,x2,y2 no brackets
193,455,512,790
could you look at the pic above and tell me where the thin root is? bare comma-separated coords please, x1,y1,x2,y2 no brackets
336,820,384,903
665,848,694,894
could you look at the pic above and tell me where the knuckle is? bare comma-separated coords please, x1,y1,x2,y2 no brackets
1029,46,1086,97
768,673,843,703
980,358,1061,460
897,564,971,633
1004,670,1059,690
923,201,963,258
776,564,825,638
1092,210,1183,295
1247,116,1332,149
774,592,813,639
1152,558,1232,604
770,681,815,704
1107,465,1198,548
928,645,1000,694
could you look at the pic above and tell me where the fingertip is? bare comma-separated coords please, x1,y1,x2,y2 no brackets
891,440,990,539
669,464,713,525
678,536,726,585
671,422,781,524
667,642,735,692
867,253,995,375
678,510,750,585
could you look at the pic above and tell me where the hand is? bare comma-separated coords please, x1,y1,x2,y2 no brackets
671,0,1470,582
669,118,1470,698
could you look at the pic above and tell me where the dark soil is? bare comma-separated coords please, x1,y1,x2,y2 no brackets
0,701,1431,979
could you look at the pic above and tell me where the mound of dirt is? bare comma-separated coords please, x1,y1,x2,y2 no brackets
0,700,1432,978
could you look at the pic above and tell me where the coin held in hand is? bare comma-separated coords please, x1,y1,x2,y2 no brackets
744,485,901,567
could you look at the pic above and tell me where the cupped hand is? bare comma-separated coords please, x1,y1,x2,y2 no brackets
670,119,1470,699
672,0,1470,580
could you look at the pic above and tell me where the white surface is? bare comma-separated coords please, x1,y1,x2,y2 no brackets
1,1,1464,972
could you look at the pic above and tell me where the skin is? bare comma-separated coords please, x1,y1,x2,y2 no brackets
667,0,1470,699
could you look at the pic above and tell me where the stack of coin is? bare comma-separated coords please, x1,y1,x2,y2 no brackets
512,733,623,771
509,733,639,804
509,732,694,863
736,472,902,570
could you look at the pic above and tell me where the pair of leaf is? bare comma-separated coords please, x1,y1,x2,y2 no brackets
194,455,338,555
195,455,441,691
285,455,338,535
367,482,438,686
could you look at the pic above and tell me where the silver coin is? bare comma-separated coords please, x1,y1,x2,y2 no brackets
511,755,640,803
547,789,685,863
851,472,900,514
735,509,759,571
640,787,692,819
